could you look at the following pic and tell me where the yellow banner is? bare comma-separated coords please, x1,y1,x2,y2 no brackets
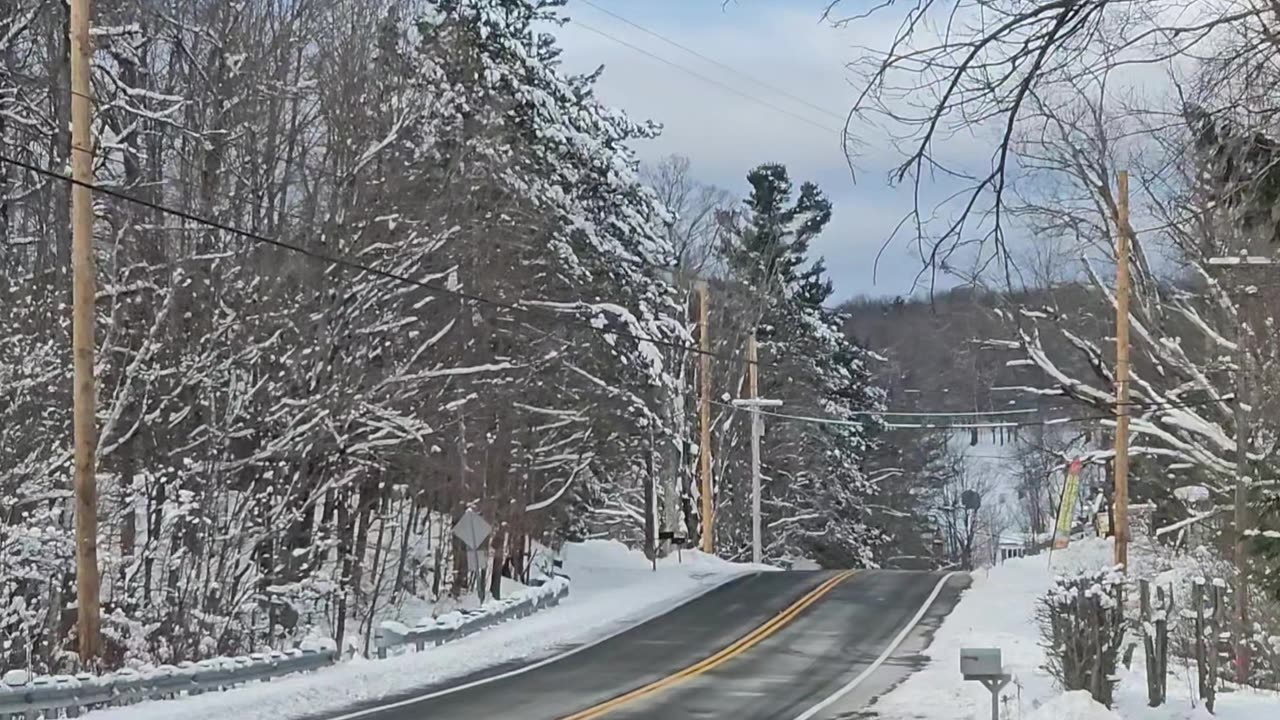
1053,459,1083,550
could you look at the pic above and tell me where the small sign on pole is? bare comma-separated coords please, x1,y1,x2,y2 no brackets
453,508,492,550
453,509,493,600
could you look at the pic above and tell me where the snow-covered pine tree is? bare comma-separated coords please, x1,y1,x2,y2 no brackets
0,0,692,670
716,163,886,566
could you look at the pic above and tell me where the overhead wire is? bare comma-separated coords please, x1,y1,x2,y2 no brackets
9,144,1248,422
2,150,896,381
575,0,849,125
10,143,1253,426
10,150,1160,421
0,150,761,362
569,20,847,138
711,395,1238,431
18,91,723,281
8,112,694,267
4,133,849,391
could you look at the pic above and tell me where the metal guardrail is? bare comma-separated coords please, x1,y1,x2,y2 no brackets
374,577,570,658
0,577,568,717
0,648,336,719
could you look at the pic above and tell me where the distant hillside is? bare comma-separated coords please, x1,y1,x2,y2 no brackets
841,285,1110,416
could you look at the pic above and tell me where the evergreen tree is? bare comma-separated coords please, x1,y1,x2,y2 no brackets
718,163,885,566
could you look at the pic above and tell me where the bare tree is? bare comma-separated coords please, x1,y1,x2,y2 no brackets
827,0,1277,286
642,154,732,278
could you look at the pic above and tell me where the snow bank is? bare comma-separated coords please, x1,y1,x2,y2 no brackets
1026,691,1122,720
867,538,1113,719
375,576,569,655
82,540,769,720
864,537,1280,719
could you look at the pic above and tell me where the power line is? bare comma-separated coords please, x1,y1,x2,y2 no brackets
0,150,775,369
14,95,718,282
11,145,1245,424
575,0,848,125
570,20,847,137
878,408,1038,418
16,150,1187,425
712,395,1237,431
1,136,847,378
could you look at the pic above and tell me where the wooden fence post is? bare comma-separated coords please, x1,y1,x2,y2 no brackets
1140,579,1171,706
1194,579,1210,707
1155,585,1169,702
1141,580,1162,706
1207,582,1225,713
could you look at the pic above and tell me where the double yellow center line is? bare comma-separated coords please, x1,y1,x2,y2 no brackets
561,569,857,720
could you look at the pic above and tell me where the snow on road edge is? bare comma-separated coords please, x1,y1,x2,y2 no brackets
865,538,1280,720
85,540,771,720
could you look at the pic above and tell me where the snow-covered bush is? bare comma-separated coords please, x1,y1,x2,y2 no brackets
1038,567,1127,707
1138,539,1280,691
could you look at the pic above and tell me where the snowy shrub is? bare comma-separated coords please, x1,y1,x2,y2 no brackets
1140,540,1280,691
1038,567,1127,707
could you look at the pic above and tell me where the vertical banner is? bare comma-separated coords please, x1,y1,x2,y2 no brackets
1053,459,1083,550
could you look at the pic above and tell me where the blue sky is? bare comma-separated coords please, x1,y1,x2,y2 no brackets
552,0,985,302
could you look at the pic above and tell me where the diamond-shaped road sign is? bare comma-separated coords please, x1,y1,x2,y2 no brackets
453,509,492,550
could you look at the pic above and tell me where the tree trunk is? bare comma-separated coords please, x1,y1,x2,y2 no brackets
489,529,506,600
393,494,418,598
333,487,354,654
361,485,392,657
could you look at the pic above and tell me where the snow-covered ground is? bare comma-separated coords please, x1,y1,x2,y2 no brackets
82,540,771,720
866,537,1280,719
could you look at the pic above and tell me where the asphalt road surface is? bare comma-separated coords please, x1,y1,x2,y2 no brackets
322,570,969,720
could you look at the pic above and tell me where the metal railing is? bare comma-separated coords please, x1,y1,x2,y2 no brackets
0,577,569,717
374,577,570,657
0,648,336,719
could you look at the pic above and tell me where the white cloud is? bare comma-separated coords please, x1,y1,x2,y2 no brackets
552,1,972,300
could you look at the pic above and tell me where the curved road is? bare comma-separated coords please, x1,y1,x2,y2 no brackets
321,570,969,720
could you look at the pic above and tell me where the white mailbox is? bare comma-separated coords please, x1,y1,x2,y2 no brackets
960,648,1003,679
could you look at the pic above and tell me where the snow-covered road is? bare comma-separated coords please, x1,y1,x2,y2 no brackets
309,569,968,720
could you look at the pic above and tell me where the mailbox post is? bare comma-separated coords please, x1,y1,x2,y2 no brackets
961,648,1011,720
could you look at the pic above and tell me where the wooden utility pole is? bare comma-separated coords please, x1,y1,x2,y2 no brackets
696,281,713,554
1234,337,1252,683
1206,254,1267,684
70,0,102,665
1113,170,1132,572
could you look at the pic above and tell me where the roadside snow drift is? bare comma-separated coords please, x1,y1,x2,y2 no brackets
1026,691,1121,720
81,540,770,720
864,538,1280,720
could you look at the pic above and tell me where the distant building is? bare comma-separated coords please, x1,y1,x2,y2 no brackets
995,531,1041,563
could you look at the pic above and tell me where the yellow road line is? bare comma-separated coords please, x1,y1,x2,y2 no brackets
560,569,857,720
